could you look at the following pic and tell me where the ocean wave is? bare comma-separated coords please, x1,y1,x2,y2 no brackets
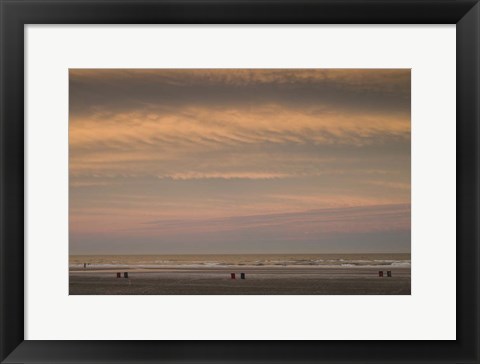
69,262,411,269
69,257,411,269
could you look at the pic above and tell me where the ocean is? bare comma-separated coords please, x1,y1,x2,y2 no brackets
69,253,411,269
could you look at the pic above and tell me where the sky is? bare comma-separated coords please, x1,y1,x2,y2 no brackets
69,69,411,255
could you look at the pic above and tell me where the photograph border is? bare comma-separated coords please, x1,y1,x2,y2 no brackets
1,1,479,363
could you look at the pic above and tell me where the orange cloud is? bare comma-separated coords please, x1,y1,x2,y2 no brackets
70,104,410,178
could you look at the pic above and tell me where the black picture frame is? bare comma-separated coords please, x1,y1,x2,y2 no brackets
1,1,478,363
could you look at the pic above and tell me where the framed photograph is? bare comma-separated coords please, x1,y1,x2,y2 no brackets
0,0,478,363
68,68,412,296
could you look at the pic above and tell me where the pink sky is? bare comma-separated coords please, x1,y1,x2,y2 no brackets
69,69,410,254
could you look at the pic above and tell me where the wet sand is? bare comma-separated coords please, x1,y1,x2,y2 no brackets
69,267,410,295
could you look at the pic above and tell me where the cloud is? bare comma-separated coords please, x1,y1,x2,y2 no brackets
70,68,410,92
137,203,411,236
161,171,289,180
70,105,409,148
364,180,411,191
69,104,410,180
69,69,410,120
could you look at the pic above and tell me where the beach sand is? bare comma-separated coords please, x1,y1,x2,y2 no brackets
69,267,410,295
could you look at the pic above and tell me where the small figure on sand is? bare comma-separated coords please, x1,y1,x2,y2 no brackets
83,263,87,269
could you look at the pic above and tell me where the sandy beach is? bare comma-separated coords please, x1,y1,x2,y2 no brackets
69,266,411,295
